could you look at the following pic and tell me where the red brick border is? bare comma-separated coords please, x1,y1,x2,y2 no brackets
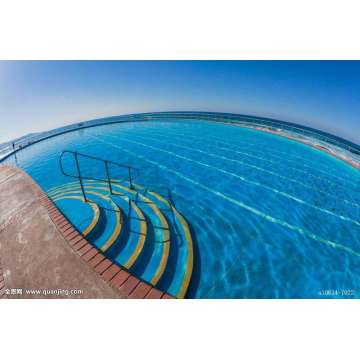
12,167,175,299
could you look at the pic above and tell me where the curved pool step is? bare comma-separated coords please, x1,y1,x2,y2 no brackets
132,183,193,299
52,186,148,270
109,182,170,287
52,189,123,252
50,182,169,286
55,181,171,286
53,196,100,238
106,194,148,270
51,181,171,287
48,180,193,298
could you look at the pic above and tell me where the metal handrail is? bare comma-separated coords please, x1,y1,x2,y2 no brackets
59,150,137,202
143,185,175,207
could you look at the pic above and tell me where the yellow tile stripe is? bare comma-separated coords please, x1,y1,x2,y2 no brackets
123,200,147,269
48,181,80,195
51,183,150,271
53,195,100,237
142,193,170,285
52,189,122,252
147,189,193,298
50,180,171,286
110,182,170,285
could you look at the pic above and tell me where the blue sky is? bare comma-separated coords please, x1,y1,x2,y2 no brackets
0,61,359,144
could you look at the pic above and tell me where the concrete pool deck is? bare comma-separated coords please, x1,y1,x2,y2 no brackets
0,165,173,299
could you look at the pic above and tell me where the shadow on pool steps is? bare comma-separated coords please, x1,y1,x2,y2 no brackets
48,180,194,298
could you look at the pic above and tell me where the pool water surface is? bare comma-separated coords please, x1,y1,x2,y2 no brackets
4,118,360,298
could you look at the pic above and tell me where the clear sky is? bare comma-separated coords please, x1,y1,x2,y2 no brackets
0,61,359,144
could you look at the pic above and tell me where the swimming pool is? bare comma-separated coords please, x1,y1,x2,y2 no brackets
3,113,360,298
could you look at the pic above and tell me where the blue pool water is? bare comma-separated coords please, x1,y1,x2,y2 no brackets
3,117,360,298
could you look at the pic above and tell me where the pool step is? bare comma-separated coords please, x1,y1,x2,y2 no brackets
132,183,193,299
108,182,170,287
51,183,170,287
107,195,148,270
53,196,100,238
52,189,123,252
48,180,194,298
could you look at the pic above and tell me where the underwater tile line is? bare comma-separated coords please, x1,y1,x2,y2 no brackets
115,131,360,210
103,133,360,227
126,127,359,191
138,126,357,185
89,135,360,259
